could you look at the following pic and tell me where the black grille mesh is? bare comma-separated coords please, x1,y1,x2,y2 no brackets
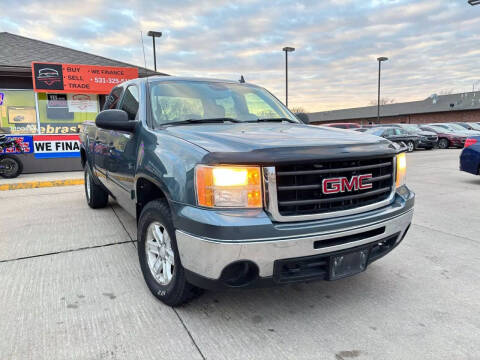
275,157,394,216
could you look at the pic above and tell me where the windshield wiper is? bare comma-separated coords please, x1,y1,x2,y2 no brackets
247,117,297,123
164,117,242,126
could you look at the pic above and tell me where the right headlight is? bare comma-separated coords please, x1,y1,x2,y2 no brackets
396,152,407,188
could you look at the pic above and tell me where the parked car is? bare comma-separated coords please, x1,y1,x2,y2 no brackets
364,127,420,152
79,76,414,306
456,122,480,131
419,125,466,149
321,122,361,129
460,137,480,176
432,123,480,136
383,124,437,150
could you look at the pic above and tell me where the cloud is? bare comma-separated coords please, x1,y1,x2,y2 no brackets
0,0,478,111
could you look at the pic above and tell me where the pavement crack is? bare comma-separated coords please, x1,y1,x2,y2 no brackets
0,240,133,264
173,309,206,360
412,223,479,245
110,205,135,246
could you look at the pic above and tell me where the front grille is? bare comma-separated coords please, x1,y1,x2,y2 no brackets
275,157,394,216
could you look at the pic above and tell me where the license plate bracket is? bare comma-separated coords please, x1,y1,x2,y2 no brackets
330,249,369,280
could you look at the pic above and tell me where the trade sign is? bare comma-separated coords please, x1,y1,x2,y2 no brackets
33,135,80,158
32,62,138,94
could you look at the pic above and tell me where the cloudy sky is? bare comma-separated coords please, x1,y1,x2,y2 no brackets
1,0,478,111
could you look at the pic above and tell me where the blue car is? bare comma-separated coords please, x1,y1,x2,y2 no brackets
460,137,480,175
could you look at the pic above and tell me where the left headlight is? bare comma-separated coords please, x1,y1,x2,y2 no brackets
396,152,407,188
195,165,262,208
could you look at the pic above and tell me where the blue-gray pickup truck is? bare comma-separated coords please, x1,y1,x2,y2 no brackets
79,76,414,306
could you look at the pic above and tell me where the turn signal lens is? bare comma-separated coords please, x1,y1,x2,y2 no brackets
396,152,407,188
464,138,478,148
195,165,262,208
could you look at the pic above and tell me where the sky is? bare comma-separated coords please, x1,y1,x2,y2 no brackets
0,0,479,112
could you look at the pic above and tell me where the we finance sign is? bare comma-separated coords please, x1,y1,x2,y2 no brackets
33,135,80,159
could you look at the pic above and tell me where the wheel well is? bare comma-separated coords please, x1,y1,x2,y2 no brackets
136,178,168,220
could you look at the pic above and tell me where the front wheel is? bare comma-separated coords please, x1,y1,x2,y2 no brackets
406,141,415,152
138,200,202,307
0,155,23,178
438,138,449,149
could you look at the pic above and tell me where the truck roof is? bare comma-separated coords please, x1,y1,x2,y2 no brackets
146,76,244,84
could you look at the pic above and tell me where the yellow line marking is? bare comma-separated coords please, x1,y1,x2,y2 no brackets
0,178,84,191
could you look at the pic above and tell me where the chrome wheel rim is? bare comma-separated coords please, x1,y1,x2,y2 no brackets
85,172,91,201
145,222,175,285
408,142,414,152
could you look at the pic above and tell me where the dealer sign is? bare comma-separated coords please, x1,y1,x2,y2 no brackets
32,62,138,94
33,135,80,159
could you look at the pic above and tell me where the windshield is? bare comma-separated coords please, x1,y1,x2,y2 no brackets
430,125,452,133
468,123,480,130
401,124,419,132
444,123,466,131
148,80,298,126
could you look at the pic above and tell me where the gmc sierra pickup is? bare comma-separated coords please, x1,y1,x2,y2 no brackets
80,77,414,306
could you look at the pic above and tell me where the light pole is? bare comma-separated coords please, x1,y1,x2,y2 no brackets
282,47,295,107
376,56,388,123
147,31,162,72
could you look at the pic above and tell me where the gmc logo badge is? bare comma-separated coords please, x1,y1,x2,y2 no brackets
322,174,373,194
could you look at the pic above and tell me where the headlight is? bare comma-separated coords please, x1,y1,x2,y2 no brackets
195,165,262,208
396,152,407,188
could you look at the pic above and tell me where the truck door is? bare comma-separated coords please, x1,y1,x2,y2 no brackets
94,86,124,187
105,84,139,214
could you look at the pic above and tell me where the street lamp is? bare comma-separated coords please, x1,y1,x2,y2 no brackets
376,56,388,123
468,0,480,5
147,31,162,72
282,46,295,107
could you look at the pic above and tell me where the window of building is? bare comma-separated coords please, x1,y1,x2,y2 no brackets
37,92,99,134
0,90,37,134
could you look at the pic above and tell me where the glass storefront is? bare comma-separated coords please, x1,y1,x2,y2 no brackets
0,89,99,135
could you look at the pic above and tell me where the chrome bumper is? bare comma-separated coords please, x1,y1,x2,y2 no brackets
176,208,413,280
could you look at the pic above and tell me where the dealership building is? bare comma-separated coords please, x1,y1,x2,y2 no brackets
308,91,480,125
0,32,165,173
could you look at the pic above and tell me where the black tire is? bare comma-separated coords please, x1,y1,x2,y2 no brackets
137,200,202,307
0,155,23,178
84,167,109,208
438,138,449,149
406,141,415,152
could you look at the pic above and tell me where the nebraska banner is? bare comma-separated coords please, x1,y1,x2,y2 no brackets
33,135,80,158
32,62,138,94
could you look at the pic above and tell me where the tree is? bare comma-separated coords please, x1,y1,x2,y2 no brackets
369,98,395,106
289,106,309,124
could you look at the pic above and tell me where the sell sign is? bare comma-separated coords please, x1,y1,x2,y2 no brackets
0,136,33,154
32,62,138,94
33,135,80,158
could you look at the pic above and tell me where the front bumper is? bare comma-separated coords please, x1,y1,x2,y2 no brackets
174,187,414,288
417,138,437,148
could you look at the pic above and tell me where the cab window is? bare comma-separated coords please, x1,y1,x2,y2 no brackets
120,85,140,120
104,87,123,110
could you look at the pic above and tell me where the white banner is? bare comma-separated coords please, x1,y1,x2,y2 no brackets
67,94,98,113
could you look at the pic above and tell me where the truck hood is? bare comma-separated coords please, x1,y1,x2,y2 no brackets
164,123,399,165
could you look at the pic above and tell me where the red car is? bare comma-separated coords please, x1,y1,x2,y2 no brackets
321,122,361,129
419,125,466,149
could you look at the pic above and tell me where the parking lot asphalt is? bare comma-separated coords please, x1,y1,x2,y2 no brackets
1,149,479,360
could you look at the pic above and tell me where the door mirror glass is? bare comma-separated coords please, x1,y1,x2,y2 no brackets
95,109,137,132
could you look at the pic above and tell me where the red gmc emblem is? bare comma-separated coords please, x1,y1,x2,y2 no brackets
322,174,373,194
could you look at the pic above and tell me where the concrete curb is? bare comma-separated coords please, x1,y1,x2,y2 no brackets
0,178,84,191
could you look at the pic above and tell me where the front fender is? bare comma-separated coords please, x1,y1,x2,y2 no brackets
135,129,207,204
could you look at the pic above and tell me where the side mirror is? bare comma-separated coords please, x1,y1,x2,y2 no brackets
95,109,138,132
